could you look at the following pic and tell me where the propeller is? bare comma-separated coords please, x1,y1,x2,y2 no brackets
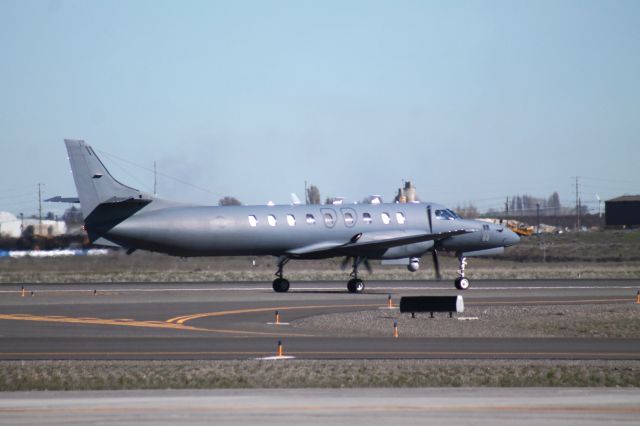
432,249,442,280
427,205,442,280
340,256,372,274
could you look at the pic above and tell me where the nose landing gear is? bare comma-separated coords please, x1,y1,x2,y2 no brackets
454,254,470,290
272,256,290,293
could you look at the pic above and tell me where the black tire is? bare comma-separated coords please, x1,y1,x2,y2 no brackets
347,278,365,293
454,277,470,290
272,278,290,293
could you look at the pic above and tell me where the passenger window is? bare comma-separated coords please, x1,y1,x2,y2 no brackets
344,212,354,226
267,215,277,226
248,215,258,227
381,212,391,225
324,213,335,227
306,214,316,224
396,212,406,224
363,212,372,224
286,214,296,226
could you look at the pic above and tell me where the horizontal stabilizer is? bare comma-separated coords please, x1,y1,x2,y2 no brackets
45,196,80,203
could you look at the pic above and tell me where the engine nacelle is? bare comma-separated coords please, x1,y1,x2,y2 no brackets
407,257,420,272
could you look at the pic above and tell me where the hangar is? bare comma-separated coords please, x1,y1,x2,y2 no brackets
605,196,640,227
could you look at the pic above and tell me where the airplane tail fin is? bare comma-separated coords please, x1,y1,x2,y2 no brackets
64,139,150,217
65,139,154,244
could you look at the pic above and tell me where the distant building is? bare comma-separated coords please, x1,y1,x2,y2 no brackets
605,196,640,227
0,212,67,238
395,181,418,203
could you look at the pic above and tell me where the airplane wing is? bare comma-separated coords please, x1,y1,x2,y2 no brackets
286,241,347,256
286,228,475,258
341,229,474,251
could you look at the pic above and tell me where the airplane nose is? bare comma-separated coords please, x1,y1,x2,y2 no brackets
504,229,520,246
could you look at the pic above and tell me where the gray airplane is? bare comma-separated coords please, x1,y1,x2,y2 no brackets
59,139,519,293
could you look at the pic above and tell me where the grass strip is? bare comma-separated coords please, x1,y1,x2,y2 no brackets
1,360,639,390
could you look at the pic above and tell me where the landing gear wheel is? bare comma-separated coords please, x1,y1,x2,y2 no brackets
272,278,290,293
454,277,470,290
347,278,365,294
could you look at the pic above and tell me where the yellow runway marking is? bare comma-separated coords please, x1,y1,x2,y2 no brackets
167,297,632,325
0,314,310,337
167,303,382,324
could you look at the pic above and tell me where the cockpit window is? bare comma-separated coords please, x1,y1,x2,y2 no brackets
435,209,460,220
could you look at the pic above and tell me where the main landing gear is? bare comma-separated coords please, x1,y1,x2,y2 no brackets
347,257,366,294
271,255,368,294
454,254,470,290
272,257,290,293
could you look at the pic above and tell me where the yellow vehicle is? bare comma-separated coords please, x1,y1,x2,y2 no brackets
507,223,534,237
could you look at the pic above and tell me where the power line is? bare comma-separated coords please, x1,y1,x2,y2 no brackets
96,149,224,198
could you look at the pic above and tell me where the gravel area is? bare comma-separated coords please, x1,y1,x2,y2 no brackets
291,303,640,338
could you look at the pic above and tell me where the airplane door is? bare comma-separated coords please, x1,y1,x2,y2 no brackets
481,224,490,242
320,208,337,228
340,208,357,228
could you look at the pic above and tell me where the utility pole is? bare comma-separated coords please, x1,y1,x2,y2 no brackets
304,180,308,204
536,203,540,234
504,196,509,224
38,183,43,236
575,176,580,231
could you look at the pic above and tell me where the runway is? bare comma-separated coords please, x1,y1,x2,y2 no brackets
0,279,638,360
2,388,640,426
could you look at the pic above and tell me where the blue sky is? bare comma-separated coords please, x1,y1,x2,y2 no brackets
1,0,638,216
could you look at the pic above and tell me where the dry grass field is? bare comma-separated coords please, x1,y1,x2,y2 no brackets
1,360,639,390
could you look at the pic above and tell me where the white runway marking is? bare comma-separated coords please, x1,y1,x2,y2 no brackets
0,284,637,294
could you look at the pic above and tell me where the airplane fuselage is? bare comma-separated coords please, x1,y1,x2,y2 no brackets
104,202,517,259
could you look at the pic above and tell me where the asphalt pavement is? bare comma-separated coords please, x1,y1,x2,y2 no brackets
0,279,638,360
